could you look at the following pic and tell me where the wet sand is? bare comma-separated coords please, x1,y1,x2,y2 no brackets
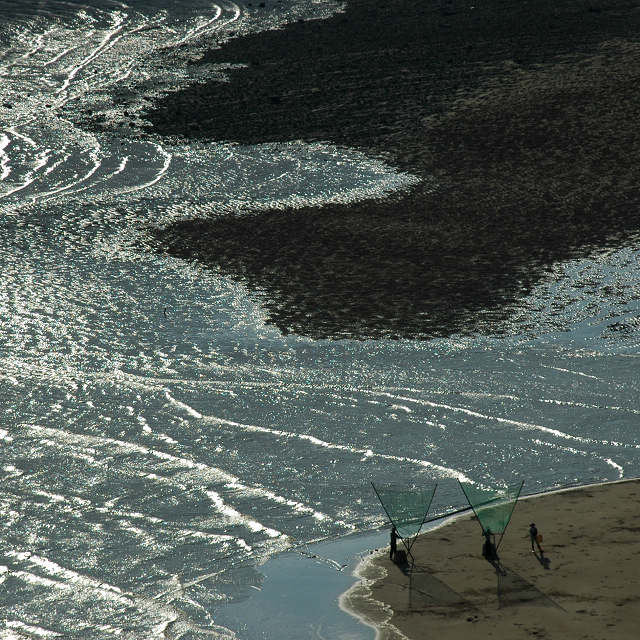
341,479,640,640
142,0,640,340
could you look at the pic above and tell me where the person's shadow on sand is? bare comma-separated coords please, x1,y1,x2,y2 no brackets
484,552,507,577
534,549,551,570
392,549,412,575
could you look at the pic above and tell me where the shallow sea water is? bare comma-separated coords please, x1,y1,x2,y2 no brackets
0,1,639,638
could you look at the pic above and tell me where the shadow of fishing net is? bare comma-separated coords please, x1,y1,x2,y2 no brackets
497,566,563,610
405,564,475,614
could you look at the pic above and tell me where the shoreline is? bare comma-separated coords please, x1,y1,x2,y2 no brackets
211,528,388,640
341,478,640,640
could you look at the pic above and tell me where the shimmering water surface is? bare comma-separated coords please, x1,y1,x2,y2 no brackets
1,1,639,638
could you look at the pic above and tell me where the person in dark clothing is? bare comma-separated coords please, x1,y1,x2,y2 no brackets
482,528,498,563
529,523,544,554
482,527,505,574
390,525,398,560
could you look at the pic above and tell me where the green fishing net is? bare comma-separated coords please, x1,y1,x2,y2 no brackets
372,483,437,539
459,481,524,535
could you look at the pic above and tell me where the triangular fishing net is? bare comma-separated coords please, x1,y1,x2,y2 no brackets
459,480,524,536
371,482,437,540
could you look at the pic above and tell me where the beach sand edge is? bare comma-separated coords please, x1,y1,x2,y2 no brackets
341,478,640,640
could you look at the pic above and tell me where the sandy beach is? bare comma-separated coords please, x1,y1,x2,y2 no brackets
342,479,640,640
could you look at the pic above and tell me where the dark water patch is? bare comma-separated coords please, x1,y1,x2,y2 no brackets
147,197,638,343
147,187,528,340
144,0,640,150
148,38,640,339
143,0,640,340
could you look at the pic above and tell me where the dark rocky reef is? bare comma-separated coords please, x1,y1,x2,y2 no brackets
144,0,640,340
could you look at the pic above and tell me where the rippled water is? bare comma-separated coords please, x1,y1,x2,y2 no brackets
1,1,639,639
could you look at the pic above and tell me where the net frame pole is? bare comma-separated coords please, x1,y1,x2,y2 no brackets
371,481,396,530
458,480,498,551
371,482,437,567
458,480,488,533
371,481,415,564
458,480,524,550
495,479,524,550
404,482,438,555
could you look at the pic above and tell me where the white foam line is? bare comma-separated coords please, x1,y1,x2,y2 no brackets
166,392,203,419
114,66,133,82
97,506,245,544
115,143,171,194
163,393,341,519
32,148,50,173
170,2,241,48
369,390,605,446
206,490,283,538
164,392,470,482
36,150,132,201
0,133,98,203
0,133,11,180
0,173,35,198
32,489,90,506
25,422,236,481
531,438,624,478
389,404,411,414
0,129,49,198
228,481,329,521
4,620,62,638
536,396,640,414
4,127,35,149
18,484,252,550
6,552,132,605
172,4,223,47
43,44,81,67
56,13,127,94
605,458,625,476
224,378,640,419
30,144,102,200
9,365,640,450
540,364,601,380
43,152,72,176
20,27,56,60
22,422,334,525
8,560,180,636
56,16,166,105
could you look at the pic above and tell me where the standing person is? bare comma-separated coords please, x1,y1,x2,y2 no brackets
390,525,398,561
483,528,497,562
529,523,544,554
482,527,504,574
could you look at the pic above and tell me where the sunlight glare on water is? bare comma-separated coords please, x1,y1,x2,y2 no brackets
0,1,639,639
